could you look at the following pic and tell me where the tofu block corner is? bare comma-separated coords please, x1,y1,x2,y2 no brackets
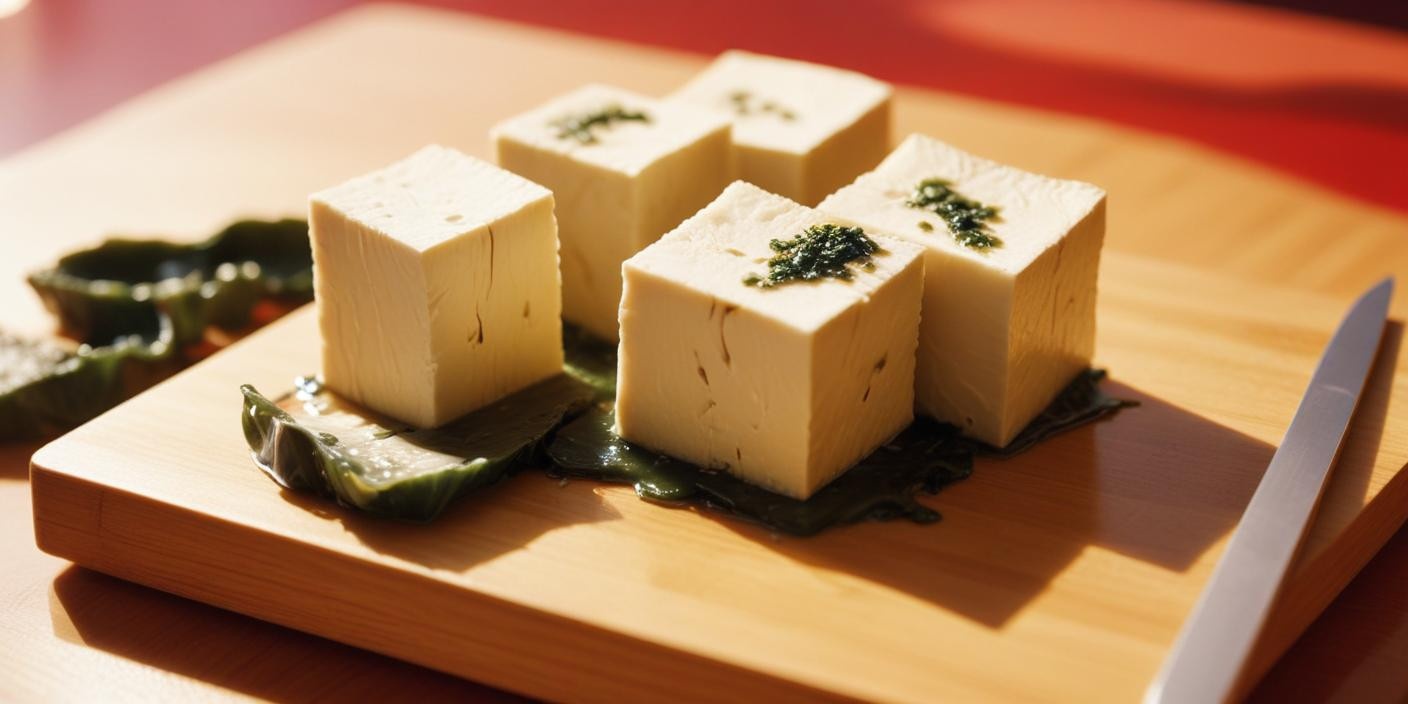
615,181,924,499
491,84,733,342
821,134,1106,447
310,144,564,428
670,50,892,206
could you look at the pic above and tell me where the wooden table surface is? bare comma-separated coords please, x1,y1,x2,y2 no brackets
2,1,1407,702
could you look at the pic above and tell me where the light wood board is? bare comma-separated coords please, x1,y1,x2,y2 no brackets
18,5,1408,702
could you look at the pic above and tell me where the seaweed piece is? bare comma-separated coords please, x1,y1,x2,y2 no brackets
904,178,1003,251
28,219,312,347
742,223,881,289
548,408,973,536
545,368,1133,535
549,104,651,145
244,324,1133,530
561,322,617,401
0,311,179,441
240,374,595,522
977,369,1140,458
1,219,313,441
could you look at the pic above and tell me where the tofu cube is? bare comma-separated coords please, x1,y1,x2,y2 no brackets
310,145,564,428
491,84,732,342
820,134,1106,447
616,181,924,499
670,50,891,207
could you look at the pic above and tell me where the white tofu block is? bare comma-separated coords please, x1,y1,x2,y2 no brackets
491,84,732,342
670,50,891,206
616,181,924,499
310,145,564,428
820,134,1106,447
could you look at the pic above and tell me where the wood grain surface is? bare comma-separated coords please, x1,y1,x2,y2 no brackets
6,4,1408,702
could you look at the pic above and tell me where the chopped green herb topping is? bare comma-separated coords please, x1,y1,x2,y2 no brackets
550,104,650,145
727,90,797,121
917,220,934,232
906,178,1003,250
744,223,880,288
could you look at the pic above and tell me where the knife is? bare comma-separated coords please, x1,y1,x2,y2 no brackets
1144,276,1394,704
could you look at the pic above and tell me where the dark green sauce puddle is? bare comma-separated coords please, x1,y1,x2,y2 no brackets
244,325,1136,534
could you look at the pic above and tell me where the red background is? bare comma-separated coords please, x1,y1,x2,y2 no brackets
3,0,1407,212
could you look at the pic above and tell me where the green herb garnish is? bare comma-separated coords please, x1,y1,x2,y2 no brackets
549,104,651,145
906,178,1003,250
917,220,934,232
744,223,880,288
727,90,797,121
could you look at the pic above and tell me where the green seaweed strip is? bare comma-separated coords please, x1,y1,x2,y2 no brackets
548,408,973,536
244,315,1133,531
1,219,314,442
240,374,595,522
561,323,617,401
28,219,312,347
978,369,1139,458
0,312,179,441
545,369,1133,536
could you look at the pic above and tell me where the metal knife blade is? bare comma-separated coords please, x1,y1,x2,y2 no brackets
1144,276,1394,704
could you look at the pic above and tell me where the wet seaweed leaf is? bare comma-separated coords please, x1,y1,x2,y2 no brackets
2,219,314,442
561,323,617,401
0,312,179,441
548,407,973,536
241,374,595,522
543,370,1131,535
28,219,312,347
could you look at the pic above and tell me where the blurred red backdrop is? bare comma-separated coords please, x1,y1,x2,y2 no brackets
2,0,1406,212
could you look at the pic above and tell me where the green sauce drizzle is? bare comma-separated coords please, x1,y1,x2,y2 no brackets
549,104,651,145
906,178,1003,250
727,90,797,121
743,223,880,288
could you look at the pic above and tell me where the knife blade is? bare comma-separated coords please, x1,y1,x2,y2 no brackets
1144,276,1394,704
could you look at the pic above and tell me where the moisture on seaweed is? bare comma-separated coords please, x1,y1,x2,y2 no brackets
28,219,312,347
242,320,1135,534
0,310,178,441
241,373,595,522
545,369,1133,535
547,407,972,536
2,219,314,442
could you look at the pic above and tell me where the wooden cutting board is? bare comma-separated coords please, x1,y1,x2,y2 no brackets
17,5,1408,702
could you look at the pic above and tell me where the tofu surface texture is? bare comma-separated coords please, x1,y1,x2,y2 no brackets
310,145,564,428
491,84,732,342
820,134,1106,447
670,50,892,206
616,181,924,500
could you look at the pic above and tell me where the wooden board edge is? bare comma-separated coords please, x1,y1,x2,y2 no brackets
28,459,852,704
1244,463,1408,694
